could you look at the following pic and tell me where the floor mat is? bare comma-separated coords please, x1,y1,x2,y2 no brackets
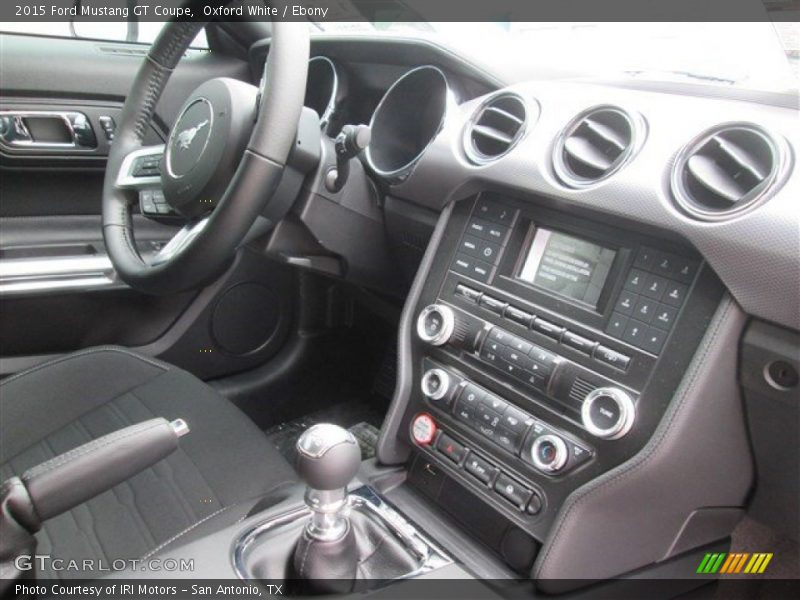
265,401,385,464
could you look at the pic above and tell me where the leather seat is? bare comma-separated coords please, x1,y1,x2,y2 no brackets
0,347,296,579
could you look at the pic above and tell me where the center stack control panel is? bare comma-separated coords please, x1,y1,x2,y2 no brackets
401,192,724,543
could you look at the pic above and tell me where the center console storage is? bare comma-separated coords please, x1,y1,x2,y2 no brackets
382,191,725,573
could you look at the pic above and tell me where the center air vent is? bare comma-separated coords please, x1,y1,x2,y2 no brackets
553,106,643,188
464,93,528,164
671,123,788,221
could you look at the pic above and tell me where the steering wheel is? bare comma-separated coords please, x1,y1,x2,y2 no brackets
102,21,309,294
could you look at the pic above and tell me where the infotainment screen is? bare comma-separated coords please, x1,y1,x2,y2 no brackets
517,228,616,308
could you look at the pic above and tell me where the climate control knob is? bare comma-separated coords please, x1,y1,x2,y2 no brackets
416,304,456,346
581,387,635,440
531,434,568,473
421,368,451,401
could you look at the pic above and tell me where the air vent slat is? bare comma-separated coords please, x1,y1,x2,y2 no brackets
472,124,514,145
563,136,615,172
553,106,639,187
483,105,524,126
671,124,784,221
582,117,627,151
686,155,746,204
464,93,528,164
713,137,769,182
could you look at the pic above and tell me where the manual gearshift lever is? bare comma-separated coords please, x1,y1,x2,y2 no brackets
296,423,361,541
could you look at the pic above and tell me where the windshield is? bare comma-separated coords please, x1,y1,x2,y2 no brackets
315,22,799,92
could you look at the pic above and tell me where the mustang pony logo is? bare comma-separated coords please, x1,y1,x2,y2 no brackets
176,119,209,150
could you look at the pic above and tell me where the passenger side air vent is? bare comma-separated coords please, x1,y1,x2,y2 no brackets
671,124,788,221
553,106,643,187
464,93,529,164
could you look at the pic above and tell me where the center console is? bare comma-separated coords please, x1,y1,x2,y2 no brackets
382,191,725,573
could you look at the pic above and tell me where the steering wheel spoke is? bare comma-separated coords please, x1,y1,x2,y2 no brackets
116,144,165,190
149,217,210,267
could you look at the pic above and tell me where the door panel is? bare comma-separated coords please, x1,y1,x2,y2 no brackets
0,33,294,380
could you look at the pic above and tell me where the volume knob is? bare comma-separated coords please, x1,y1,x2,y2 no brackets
581,387,635,440
416,304,456,346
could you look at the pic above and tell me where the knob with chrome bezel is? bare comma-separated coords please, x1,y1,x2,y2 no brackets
416,304,456,346
531,434,569,473
581,387,636,440
421,368,451,401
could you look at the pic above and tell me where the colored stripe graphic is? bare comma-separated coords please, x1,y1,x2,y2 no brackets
720,553,737,574
733,553,750,573
745,553,774,574
699,552,774,574
697,553,713,573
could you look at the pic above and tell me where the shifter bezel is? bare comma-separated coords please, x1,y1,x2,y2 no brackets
232,485,452,587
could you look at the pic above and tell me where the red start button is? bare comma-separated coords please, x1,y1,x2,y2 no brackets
411,413,437,445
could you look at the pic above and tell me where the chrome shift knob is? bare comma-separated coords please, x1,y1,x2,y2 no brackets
296,424,361,541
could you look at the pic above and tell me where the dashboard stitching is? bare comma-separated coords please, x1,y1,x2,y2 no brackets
534,294,735,576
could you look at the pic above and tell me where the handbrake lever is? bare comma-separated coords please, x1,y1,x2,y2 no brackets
2,417,189,530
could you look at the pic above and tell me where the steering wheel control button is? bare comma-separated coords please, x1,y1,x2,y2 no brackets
133,154,162,177
416,304,455,346
531,434,569,473
421,368,451,402
494,473,533,510
465,454,498,485
582,387,636,440
411,413,437,446
436,433,467,464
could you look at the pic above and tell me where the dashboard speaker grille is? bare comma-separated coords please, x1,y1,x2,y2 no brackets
554,105,643,187
671,123,788,221
464,93,528,164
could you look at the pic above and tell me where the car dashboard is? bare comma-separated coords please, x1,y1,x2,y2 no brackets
255,33,799,586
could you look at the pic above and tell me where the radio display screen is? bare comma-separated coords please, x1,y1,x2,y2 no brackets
517,228,616,308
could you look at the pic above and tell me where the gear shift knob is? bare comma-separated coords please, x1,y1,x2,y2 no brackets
296,424,361,541
296,424,361,490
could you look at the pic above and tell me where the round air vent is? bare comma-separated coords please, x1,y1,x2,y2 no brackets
671,123,789,221
464,93,529,164
553,105,644,188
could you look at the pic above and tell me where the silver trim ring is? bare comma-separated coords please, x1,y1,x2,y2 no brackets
365,65,450,182
462,92,536,166
552,104,646,189
416,304,455,346
531,434,568,473
669,122,791,222
421,368,451,401
581,387,636,440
